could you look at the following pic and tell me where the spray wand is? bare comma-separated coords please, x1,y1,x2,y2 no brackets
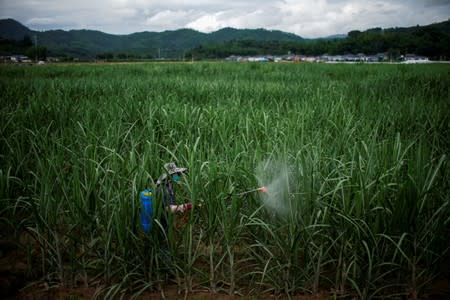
236,186,267,196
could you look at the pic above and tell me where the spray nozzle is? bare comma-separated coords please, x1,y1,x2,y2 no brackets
257,186,267,193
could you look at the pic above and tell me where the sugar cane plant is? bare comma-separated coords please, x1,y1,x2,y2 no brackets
0,62,449,298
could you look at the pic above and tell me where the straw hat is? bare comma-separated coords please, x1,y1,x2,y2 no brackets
164,162,187,175
157,162,187,183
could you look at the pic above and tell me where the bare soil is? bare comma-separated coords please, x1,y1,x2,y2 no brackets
1,235,449,300
11,285,333,300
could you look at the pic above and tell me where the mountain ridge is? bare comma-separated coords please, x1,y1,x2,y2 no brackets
1,18,449,59
0,18,304,58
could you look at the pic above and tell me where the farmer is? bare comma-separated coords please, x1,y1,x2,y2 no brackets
156,162,192,221
155,162,192,272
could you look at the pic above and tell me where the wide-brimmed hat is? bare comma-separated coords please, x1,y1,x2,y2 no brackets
156,162,187,184
164,162,187,175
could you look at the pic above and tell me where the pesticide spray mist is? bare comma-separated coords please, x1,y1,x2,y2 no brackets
255,159,294,218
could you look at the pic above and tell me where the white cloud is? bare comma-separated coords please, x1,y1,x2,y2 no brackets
26,17,55,25
0,0,449,37
144,10,201,31
187,14,222,32
185,8,283,32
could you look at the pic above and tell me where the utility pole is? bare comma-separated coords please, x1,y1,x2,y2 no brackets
34,34,38,62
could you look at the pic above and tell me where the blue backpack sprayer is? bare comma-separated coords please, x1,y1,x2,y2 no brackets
140,182,266,232
139,188,153,232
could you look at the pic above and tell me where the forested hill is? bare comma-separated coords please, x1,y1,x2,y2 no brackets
0,19,304,58
1,18,449,60
189,20,450,59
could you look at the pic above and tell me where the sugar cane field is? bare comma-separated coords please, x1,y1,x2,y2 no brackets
0,62,449,299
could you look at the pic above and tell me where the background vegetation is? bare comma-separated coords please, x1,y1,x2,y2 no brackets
0,18,303,60
1,18,449,60
188,21,450,60
0,35,48,60
1,62,449,298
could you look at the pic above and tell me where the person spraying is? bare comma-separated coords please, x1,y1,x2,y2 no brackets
139,162,192,233
156,162,192,215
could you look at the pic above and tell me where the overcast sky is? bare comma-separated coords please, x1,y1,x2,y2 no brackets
1,0,449,38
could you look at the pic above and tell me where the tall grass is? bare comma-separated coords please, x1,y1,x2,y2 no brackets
1,62,449,298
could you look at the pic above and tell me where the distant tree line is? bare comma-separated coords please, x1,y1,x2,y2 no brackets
0,35,47,60
187,23,450,60
1,20,448,61
95,52,154,60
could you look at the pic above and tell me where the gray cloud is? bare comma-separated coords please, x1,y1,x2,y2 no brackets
0,0,449,37
426,0,450,7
